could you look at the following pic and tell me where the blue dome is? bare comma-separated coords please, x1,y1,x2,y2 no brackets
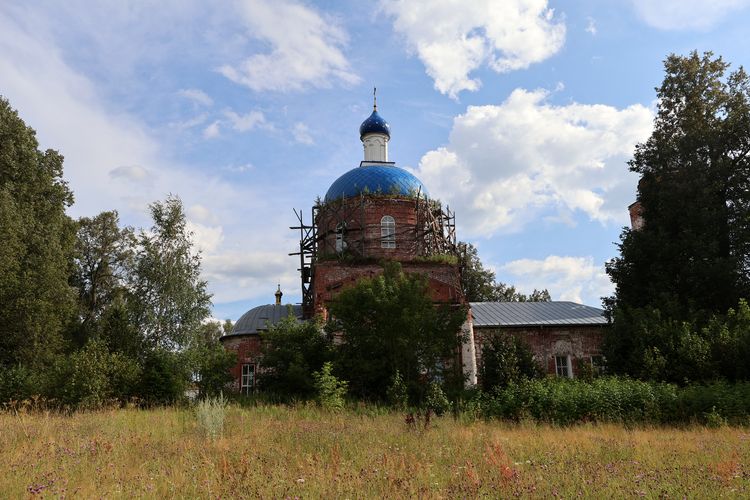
324,165,429,202
359,110,391,139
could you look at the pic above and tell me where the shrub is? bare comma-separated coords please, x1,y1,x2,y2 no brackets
0,364,34,403
313,362,348,411
469,376,750,425
479,334,541,390
424,382,450,416
193,344,236,398
386,370,408,410
138,349,188,406
195,393,227,439
51,339,141,409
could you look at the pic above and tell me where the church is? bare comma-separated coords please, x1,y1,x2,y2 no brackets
220,96,607,394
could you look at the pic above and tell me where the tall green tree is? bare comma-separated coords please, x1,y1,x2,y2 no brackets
328,262,467,401
605,52,750,380
128,196,212,350
459,242,550,302
69,211,135,347
0,97,76,368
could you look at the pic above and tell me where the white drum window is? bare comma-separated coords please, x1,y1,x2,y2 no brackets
335,223,346,252
381,215,395,248
241,363,255,394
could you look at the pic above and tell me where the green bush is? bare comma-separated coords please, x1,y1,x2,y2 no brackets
424,382,450,415
470,376,750,425
479,334,541,390
386,370,408,410
138,349,188,406
313,362,348,411
192,344,236,398
51,339,141,409
0,364,34,402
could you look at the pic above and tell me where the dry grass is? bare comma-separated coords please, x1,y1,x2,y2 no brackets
2,405,749,498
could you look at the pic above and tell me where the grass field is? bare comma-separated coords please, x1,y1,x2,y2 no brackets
2,404,749,498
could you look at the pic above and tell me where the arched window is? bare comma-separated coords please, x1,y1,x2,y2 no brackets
381,215,395,248
335,223,346,252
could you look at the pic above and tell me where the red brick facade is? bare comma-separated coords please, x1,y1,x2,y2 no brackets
221,335,263,392
312,261,463,317
473,325,605,378
317,196,425,262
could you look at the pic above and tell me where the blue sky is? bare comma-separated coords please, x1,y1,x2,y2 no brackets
2,1,750,321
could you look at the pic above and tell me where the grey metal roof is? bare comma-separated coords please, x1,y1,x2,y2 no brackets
470,301,607,327
226,304,304,337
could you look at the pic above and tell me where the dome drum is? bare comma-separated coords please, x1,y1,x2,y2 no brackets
316,196,423,262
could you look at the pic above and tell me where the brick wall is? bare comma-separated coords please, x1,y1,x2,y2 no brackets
221,335,263,391
316,196,432,261
312,260,463,317
473,325,605,379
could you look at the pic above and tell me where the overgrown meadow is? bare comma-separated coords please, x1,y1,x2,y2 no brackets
3,404,749,498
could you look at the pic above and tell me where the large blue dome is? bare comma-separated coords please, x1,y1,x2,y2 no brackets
359,110,391,139
324,165,429,202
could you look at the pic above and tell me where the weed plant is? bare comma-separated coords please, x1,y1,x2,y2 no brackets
194,393,227,439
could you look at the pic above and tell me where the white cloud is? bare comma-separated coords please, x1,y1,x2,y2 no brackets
203,120,221,139
501,255,612,305
630,0,750,30
292,122,314,145
223,109,268,132
188,204,220,225
187,221,224,254
109,165,153,183
412,88,653,236
222,163,255,173
219,0,360,92
169,113,209,130
0,6,302,312
381,0,565,98
178,88,213,107
585,17,597,35
202,251,299,303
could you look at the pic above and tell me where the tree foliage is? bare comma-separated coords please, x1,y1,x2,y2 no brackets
459,242,550,302
0,97,76,368
258,315,331,398
69,211,135,347
129,196,212,350
479,334,541,391
328,262,467,401
605,52,750,382
0,97,228,407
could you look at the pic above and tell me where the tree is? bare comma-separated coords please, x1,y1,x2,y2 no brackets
328,262,467,401
459,242,550,302
258,315,331,399
184,320,236,398
0,97,76,368
479,334,541,390
69,211,135,347
128,196,212,350
605,52,750,381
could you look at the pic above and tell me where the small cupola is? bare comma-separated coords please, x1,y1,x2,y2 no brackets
359,87,390,162
274,284,283,305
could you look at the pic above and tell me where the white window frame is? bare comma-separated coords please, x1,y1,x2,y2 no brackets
241,363,255,395
555,355,573,379
335,223,346,253
381,215,395,249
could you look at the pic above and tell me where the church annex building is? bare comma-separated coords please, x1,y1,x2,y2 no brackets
220,97,608,393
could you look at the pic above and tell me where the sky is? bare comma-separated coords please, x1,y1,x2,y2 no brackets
2,0,750,321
